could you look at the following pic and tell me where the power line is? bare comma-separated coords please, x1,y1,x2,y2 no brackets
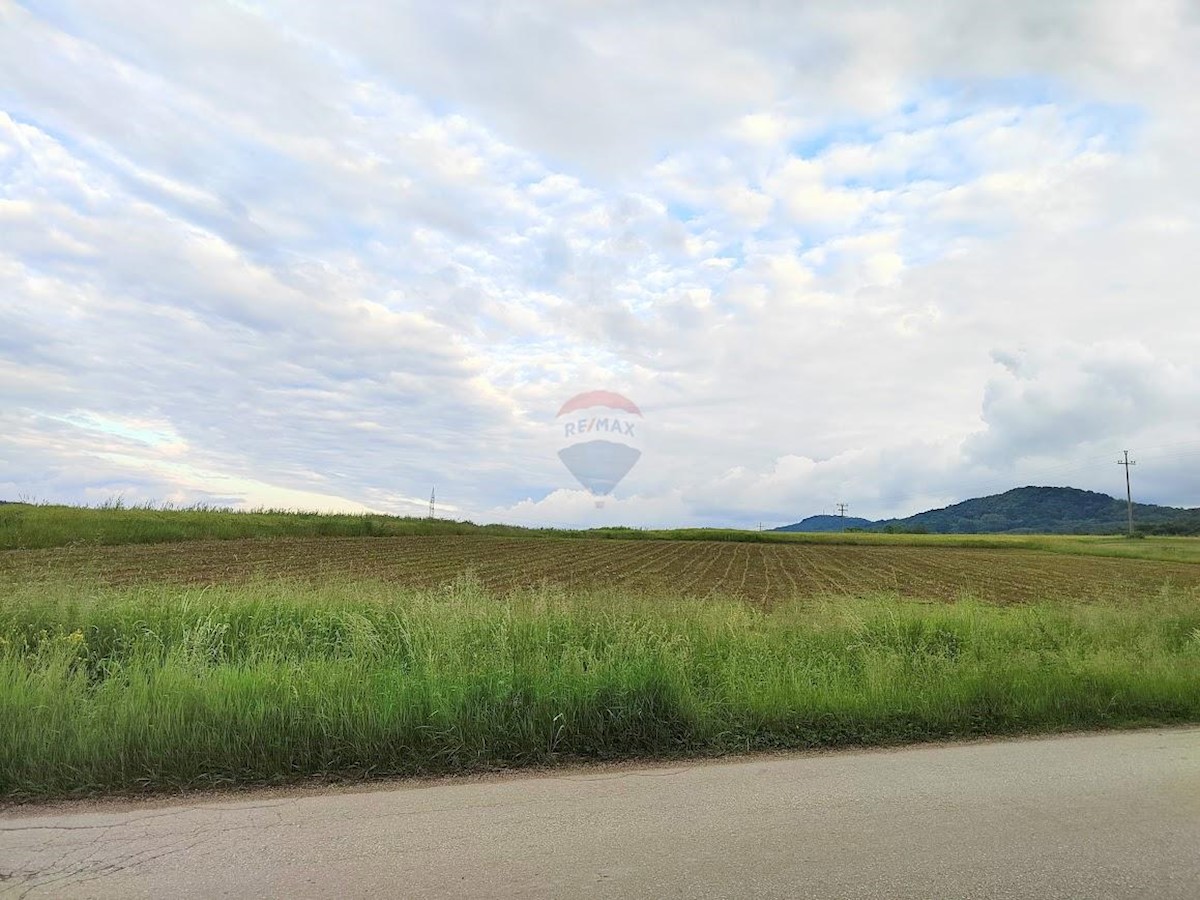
1116,451,1136,536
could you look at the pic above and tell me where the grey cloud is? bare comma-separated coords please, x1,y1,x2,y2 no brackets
273,0,1199,178
965,343,1198,466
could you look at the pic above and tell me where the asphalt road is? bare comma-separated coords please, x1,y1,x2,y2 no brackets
2,728,1198,898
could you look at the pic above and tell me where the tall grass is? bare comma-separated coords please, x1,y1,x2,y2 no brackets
2,577,1198,798
0,502,524,550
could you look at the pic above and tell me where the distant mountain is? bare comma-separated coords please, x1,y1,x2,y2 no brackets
774,514,874,533
774,486,1200,535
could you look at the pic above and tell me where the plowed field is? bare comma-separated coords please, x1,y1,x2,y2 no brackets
5,535,1199,603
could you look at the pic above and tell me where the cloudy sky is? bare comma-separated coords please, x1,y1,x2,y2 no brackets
2,0,1199,527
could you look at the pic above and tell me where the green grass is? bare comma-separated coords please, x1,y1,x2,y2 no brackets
4,502,1200,563
3,576,1198,798
0,501,530,550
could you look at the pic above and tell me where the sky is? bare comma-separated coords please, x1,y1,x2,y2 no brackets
2,0,1199,528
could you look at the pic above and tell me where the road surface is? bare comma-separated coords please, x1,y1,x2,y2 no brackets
2,728,1198,898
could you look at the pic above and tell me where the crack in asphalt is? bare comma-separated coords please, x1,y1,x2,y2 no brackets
0,803,301,898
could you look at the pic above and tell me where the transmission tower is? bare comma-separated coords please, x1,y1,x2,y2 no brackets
1116,451,1136,536
429,486,436,520
836,503,849,518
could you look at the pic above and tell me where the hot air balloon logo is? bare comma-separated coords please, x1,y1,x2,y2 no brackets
556,390,643,507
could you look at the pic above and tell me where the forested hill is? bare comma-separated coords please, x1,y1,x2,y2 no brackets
775,487,1200,535
774,514,874,532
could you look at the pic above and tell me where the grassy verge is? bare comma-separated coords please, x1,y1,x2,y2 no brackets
2,577,1198,798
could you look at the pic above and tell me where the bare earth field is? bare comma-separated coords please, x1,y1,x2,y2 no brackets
4,534,1200,604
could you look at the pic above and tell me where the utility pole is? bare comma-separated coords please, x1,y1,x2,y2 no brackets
836,503,849,518
1116,451,1136,536
429,486,436,520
